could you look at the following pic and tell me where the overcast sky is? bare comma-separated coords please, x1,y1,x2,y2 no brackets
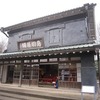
0,0,100,41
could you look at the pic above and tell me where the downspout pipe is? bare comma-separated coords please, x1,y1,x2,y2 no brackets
97,50,100,88
96,48,100,89
0,27,9,38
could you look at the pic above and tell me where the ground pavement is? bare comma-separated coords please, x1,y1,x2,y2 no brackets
0,83,99,100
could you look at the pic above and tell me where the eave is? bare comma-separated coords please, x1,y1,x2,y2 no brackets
0,43,97,59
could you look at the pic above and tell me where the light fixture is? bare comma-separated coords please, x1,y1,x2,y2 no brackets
60,53,63,55
80,51,82,53
73,52,75,54
66,52,69,54
87,50,89,52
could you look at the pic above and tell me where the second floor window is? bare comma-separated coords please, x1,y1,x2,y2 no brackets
49,29,61,44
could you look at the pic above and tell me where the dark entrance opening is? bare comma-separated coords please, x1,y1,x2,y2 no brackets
39,64,58,87
7,65,14,83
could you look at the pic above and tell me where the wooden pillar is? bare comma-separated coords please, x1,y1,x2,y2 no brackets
18,60,23,87
1,61,4,83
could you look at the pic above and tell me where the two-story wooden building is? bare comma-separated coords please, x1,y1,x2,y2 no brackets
0,3,98,89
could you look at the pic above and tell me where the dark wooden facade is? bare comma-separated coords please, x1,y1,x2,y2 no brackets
0,3,98,89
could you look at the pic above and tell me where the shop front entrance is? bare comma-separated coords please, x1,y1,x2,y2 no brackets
39,64,58,87
7,65,14,83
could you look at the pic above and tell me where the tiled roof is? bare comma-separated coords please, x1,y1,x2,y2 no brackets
0,43,97,58
3,3,96,32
